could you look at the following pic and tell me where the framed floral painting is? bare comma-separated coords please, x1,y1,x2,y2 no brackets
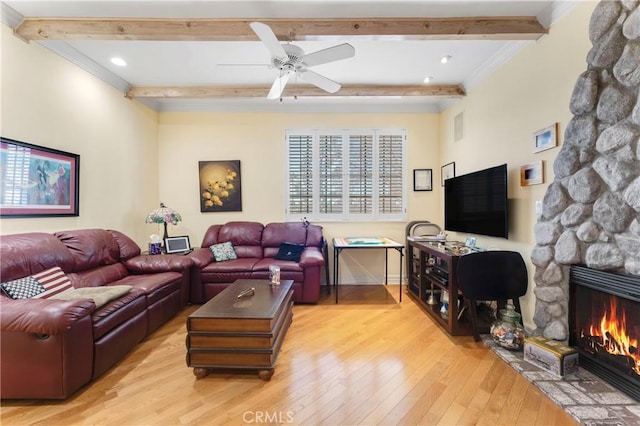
199,160,242,212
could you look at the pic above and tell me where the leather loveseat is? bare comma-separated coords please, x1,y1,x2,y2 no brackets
0,229,192,399
188,221,325,304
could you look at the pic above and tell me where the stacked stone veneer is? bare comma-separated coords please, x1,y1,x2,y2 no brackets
531,0,640,340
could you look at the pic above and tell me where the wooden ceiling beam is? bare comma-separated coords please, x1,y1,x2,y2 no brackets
16,17,546,42
126,84,466,99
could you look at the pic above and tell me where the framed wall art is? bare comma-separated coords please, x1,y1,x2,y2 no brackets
0,137,80,217
521,160,544,186
199,160,242,212
413,169,433,191
533,123,558,153
441,162,456,186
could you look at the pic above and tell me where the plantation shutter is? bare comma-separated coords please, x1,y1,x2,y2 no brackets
348,134,373,215
318,134,344,214
378,133,404,215
287,134,313,215
285,128,406,221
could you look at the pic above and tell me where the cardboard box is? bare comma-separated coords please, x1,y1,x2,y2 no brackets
523,336,579,377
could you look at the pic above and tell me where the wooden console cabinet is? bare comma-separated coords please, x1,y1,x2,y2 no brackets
406,238,490,337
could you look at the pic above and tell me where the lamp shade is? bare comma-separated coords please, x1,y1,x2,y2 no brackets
145,203,181,240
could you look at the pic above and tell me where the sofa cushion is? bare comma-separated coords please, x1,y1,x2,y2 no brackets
262,222,307,247
0,233,76,281
115,272,184,305
107,230,141,261
54,229,121,272
90,288,147,340
203,258,259,273
210,242,237,262
72,264,129,288
51,285,132,309
274,242,305,262
1,277,44,299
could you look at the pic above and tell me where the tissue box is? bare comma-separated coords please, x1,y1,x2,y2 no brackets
523,336,579,377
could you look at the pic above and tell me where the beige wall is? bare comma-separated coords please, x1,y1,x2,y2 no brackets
1,1,596,323
158,112,440,283
0,24,159,244
440,1,597,329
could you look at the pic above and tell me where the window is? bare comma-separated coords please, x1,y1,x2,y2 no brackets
286,128,406,221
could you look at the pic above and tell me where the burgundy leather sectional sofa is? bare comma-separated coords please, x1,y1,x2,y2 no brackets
0,229,192,399
188,221,326,304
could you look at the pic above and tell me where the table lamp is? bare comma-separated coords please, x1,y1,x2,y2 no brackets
145,202,182,241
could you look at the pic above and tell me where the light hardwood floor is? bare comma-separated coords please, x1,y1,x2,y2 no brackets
1,285,577,425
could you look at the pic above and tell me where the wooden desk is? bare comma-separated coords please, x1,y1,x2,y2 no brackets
332,237,404,303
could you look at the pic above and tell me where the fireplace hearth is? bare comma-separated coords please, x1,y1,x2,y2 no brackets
569,265,640,401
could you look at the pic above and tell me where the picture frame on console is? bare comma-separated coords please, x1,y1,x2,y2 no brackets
441,162,455,186
0,137,80,217
413,169,433,191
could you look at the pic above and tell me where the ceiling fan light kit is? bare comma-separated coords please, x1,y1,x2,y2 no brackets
249,21,355,100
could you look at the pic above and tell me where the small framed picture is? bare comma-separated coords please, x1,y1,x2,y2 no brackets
533,123,558,153
413,169,433,191
521,160,544,186
441,162,455,186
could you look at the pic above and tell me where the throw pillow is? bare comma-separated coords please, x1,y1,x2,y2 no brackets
31,266,74,299
1,276,45,299
274,242,305,262
210,242,238,262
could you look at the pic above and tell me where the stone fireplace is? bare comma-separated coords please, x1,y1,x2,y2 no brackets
531,0,640,400
531,0,639,341
531,0,639,398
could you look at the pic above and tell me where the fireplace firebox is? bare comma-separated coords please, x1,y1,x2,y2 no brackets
569,265,640,401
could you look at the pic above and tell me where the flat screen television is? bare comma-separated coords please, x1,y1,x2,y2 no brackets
444,163,508,239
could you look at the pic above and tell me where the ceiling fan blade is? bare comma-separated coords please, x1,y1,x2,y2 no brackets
249,22,288,60
217,63,271,67
299,70,341,94
267,72,292,99
302,43,355,67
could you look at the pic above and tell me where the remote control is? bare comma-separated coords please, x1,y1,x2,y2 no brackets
237,287,255,298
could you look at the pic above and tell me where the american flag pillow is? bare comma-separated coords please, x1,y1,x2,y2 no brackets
31,266,73,299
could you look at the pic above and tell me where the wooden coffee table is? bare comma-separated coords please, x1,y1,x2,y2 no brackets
186,279,294,381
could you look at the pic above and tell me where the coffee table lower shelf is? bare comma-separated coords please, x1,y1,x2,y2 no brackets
186,279,294,381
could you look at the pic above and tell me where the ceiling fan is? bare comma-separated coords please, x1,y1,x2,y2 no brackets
249,22,355,99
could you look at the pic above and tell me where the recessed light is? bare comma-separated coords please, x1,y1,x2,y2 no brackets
110,57,127,66
423,76,433,83
440,55,452,64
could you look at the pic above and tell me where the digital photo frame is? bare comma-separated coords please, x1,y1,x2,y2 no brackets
164,236,192,254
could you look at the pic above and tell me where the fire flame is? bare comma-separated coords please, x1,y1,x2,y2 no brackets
586,297,640,376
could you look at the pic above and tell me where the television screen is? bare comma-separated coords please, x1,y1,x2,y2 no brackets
444,164,508,239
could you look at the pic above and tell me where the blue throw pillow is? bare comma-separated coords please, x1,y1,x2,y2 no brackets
274,242,304,262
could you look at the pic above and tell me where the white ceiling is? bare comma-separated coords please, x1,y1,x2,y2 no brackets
2,1,578,113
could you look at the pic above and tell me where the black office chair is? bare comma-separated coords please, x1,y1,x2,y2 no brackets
456,250,528,341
